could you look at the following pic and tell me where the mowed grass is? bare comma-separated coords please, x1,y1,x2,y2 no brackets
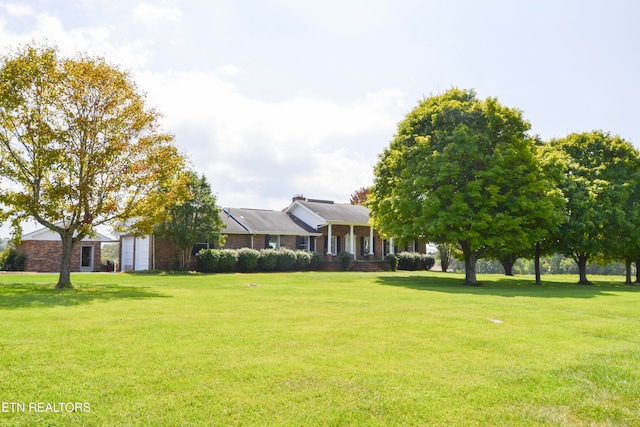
0,271,639,426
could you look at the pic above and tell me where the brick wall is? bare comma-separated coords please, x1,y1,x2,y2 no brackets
17,240,102,272
222,234,253,249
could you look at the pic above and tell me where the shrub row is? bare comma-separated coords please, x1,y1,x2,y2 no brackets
196,248,323,273
396,252,435,271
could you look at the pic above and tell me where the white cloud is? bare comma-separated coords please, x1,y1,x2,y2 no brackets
131,3,182,27
0,3,405,215
135,68,405,208
2,2,33,17
0,10,154,70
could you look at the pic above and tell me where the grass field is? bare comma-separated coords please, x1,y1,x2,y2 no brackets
0,271,639,426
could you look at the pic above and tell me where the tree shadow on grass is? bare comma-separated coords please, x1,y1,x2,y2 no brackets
0,282,170,309
376,273,640,299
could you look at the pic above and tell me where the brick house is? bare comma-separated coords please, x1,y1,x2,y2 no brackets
119,195,428,271
223,196,428,260
16,227,115,272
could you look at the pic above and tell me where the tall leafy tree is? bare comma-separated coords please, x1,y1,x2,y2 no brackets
0,44,186,288
368,88,562,285
546,131,640,284
154,172,224,270
436,243,453,273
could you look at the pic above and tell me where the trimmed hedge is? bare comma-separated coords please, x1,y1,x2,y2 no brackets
237,248,260,272
197,248,317,273
397,252,435,271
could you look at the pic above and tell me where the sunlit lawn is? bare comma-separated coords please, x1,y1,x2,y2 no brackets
0,271,639,426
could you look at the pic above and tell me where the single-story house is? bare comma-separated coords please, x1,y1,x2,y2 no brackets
16,227,115,272
119,195,428,271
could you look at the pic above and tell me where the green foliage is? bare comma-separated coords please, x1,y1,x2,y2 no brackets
421,255,435,270
237,248,260,272
544,131,640,283
294,251,312,271
258,249,279,272
310,252,324,270
276,248,297,271
397,252,436,271
217,249,238,273
337,251,352,271
154,171,224,270
369,88,563,285
397,252,421,270
197,248,320,273
196,249,219,273
386,253,398,271
0,247,25,271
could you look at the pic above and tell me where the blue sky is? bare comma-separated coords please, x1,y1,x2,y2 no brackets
1,0,639,236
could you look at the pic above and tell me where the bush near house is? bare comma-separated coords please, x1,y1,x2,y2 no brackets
218,249,238,273
397,252,435,271
197,248,314,273
237,248,260,272
258,249,279,272
277,248,298,271
338,251,353,271
386,253,398,271
295,251,312,271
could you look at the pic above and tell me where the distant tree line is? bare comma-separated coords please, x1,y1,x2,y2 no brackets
368,88,640,285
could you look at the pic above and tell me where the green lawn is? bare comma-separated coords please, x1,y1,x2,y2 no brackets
0,271,639,426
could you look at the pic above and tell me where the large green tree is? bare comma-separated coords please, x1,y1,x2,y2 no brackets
368,88,562,285
545,131,640,284
154,171,224,270
0,44,186,288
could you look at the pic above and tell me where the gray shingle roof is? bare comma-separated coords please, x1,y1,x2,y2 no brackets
296,200,371,224
223,208,320,235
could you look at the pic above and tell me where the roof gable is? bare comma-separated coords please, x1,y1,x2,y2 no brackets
222,208,320,236
287,199,371,226
21,226,115,242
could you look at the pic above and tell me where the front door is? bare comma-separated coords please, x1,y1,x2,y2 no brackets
80,246,94,272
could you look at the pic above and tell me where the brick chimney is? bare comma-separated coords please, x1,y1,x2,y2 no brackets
292,194,306,202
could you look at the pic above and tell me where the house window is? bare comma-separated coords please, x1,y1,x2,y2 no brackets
266,235,280,249
192,243,211,256
330,235,338,254
296,236,310,251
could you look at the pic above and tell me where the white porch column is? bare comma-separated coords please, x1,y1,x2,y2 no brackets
326,223,333,254
389,237,395,254
349,225,355,258
369,226,374,256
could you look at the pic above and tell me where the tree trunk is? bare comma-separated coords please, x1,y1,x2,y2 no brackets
534,242,542,286
636,259,640,283
625,258,633,285
461,241,479,286
56,232,75,289
575,253,591,285
499,254,517,276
